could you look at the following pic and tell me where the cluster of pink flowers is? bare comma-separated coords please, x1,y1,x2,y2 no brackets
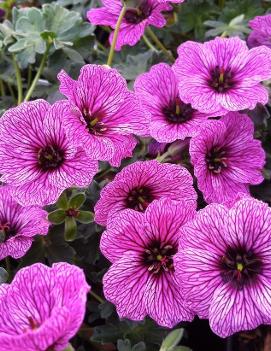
88,4,271,339
1,0,271,347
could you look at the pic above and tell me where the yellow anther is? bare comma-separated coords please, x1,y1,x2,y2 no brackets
90,117,99,127
175,103,181,115
138,196,146,204
237,262,244,272
219,72,224,83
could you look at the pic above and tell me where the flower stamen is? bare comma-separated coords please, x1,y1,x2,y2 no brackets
143,243,176,275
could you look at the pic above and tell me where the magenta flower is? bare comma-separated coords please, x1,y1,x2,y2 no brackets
175,198,271,337
94,160,197,226
58,64,148,167
0,262,89,350
190,112,265,204
101,198,195,327
0,186,49,260
134,63,209,142
0,100,98,206
248,14,271,49
157,0,184,3
173,36,271,115
87,1,171,50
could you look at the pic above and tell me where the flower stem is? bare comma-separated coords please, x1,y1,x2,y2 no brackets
7,82,15,102
12,54,23,105
0,80,5,97
27,65,32,89
90,290,105,304
97,41,107,53
142,34,157,51
156,150,171,163
146,27,175,63
24,44,50,102
218,0,225,8
106,3,127,66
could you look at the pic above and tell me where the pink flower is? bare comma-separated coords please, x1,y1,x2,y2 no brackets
134,63,209,142
58,64,148,167
0,186,49,260
101,198,196,328
94,160,197,226
175,198,271,337
157,0,184,2
172,36,271,115
0,262,90,351
248,14,271,49
0,100,98,206
87,0,171,50
190,112,265,204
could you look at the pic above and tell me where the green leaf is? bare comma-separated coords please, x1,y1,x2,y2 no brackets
8,38,27,52
48,210,66,225
64,216,77,242
0,267,8,284
69,192,86,209
45,225,75,264
15,8,44,33
76,211,94,224
62,46,85,64
115,51,155,80
160,329,184,351
99,301,114,319
172,347,192,351
56,191,69,210
43,3,80,37
133,343,146,351
117,339,132,351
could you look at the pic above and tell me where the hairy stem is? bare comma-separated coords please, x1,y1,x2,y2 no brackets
27,65,32,89
24,44,50,102
0,79,5,97
156,150,171,163
218,0,225,9
7,82,15,102
12,54,23,105
146,27,175,62
143,34,157,51
90,290,105,304
107,3,127,66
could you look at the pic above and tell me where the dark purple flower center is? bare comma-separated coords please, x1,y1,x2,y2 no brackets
163,98,195,124
0,221,19,242
124,2,151,24
206,146,228,174
143,241,177,275
219,246,262,290
82,108,107,135
126,186,154,211
208,66,236,93
38,145,64,171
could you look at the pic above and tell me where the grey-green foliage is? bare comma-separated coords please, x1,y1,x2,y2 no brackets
205,14,250,38
117,339,146,351
0,2,94,68
0,267,8,284
160,329,184,351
